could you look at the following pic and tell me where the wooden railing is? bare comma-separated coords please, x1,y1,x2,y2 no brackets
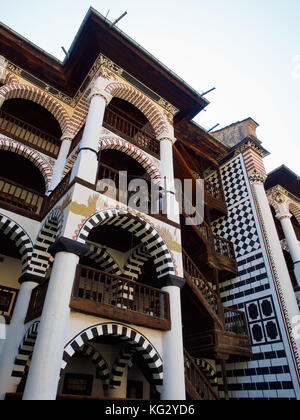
46,171,71,210
25,280,49,323
0,176,45,215
72,265,170,322
213,235,236,260
103,108,160,158
0,285,18,323
223,307,249,336
205,180,224,202
182,249,220,315
184,349,218,400
0,109,60,158
97,163,166,216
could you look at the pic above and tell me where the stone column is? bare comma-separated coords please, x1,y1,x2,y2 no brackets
0,274,40,400
250,171,300,355
71,78,112,186
275,201,300,286
160,274,186,400
159,136,180,224
23,237,89,401
47,136,72,194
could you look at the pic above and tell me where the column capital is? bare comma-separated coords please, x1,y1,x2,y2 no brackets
248,169,267,184
160,274,186,289
88,77,112,105
158,135,176,144
60,134,73,143
49,237,90,258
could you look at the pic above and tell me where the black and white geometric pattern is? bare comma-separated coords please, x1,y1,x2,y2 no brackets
220,156,249,208
0,213,33,274
84,243,122,276
77,209,175,279
62,323,163,393
78,343,110,390
11,321,39,380
123,245,151,280
26,209,62,278
211,200,260,257
110,346,134,388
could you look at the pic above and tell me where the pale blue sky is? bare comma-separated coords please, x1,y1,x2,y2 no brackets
1,0,299,174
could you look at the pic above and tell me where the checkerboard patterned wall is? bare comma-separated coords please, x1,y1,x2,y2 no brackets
211,154,299,400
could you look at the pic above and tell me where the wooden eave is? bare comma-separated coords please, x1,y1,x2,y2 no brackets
0,8,208,121
265,165,300,200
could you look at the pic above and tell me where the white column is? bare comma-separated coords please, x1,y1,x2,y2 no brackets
251,177,300,353
161,275,186,400
23,238,89,401
0,278,39,400
71,78,111,186
276,203,300,286
159,137,180,224
48,136,72,194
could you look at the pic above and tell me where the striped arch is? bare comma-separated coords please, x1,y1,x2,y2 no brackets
290,202,300,225
110,346,134,388
99,137,161,184
104,82,170,138
123,244,151,280
0,138,53,189
26,208,63,278
85,243,122,275
69,92,90,137
78,343,110,390
11,322,39,382
76,208,176,279
0,213,33,274
0,83,71,135
62,322,163,393
195,358,218,389
63,135,161,184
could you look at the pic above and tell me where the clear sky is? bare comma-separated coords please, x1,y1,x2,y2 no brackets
1,0,299,175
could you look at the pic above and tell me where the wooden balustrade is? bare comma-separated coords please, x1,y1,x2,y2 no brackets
184,348,218,400
97,163,166,216
71,265,170,329
0,285,18,323
223,307,249,335
25,280,49,323
103,108,160,158
0,176,45,215
0,109,60,158
182,249,219,314
213,235,235,260
205,180,224,201
46,171,71,210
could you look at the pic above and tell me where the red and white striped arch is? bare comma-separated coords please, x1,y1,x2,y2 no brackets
63,135,161,184
104,82,170,138
0,83,71,136
0,138,53,189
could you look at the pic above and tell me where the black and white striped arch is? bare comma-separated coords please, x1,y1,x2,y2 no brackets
76,209,175,279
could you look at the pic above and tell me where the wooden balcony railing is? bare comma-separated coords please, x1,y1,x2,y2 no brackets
182,249,225,329
0,109,60,158
205,180,224,202
223,307,249,336
97,163,166,216
213,235,236,260
184,349,218,400
103,108,160,158
25,280,49,323
0,176,45,216
0,285,18,323
71,265,171,330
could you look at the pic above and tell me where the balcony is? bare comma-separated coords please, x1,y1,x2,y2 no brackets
70,265,171,331
184,348,219,400
0,176,45,219
0,109,60,159
0,285,18,323
103,107,160,158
